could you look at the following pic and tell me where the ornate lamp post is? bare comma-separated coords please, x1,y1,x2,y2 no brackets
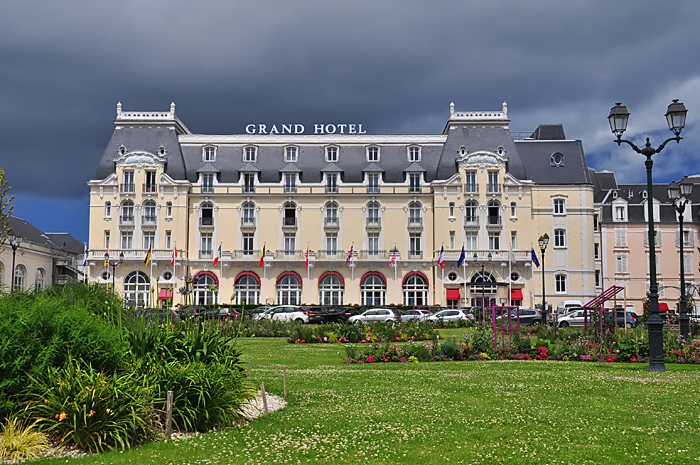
473,252,492,325
667,178,693,339
7,233,23,292
538,234,549,326
608,99,688,372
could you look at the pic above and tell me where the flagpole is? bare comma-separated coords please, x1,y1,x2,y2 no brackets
509,241,513,307
306,242,309,305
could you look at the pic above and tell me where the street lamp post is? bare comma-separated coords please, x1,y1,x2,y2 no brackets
473,252,492,326
538,234,549,327
7,233,23,292
667,178,693,339
104,251,125,334
608,99,688,372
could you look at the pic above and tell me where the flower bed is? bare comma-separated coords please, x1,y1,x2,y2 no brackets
285,321,436,344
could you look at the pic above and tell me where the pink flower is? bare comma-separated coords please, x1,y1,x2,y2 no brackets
323,336,328,341
366,355,375,363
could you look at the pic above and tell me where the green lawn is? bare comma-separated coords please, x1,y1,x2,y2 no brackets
35,336,700,464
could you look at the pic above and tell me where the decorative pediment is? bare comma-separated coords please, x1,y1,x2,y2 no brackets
457,150,507,170
114,150,167,170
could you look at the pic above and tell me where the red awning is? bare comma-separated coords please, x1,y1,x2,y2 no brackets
158,289,173,300
446,289,461,301
510,289,524,301
659,302,669,311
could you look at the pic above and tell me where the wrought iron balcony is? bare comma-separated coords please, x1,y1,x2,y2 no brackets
142,184,157,194
408,216,423,228
142,215,157,225
283,217,297,227
366,217,381,230
200,217,214,227
243,185,255,193
316,250,345,259
120,215,134,226
487,183,501,194
487,215,502,227
326,185,338,194
464,183,478,194
241,217,256,228
120,183,135,193
200,249,213,259
324,217,339,228
202,185,214,193
464,216,479,229
284,185,297,193
360,250,387,259
367,185,380,194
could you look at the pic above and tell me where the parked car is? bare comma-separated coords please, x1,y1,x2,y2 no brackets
249,306,275,320
400,309,432,322
178,305,207,321
197,307,232,321
138,308,179,322
307,306,358,324
604,311,640,328
427,309,473,323
348,308,399,324
266,305,309,324
496,307,542,326
556,300,583,315
557,308,595,327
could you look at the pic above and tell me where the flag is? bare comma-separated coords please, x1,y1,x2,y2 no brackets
144,246,152,266
437,245,445,270
305,245,309,268
82,243,88,267
170,245,177,268
389,246,398,267
104,246,109,268
259,244,265,268
346,244,354,265
457,244,465,268
213,243,221,266
531,248,540,268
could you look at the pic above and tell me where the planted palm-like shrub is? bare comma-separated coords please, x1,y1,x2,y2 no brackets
25,358,156,451
0,418,49,463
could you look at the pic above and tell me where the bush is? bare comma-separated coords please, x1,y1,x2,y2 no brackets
25,358,155,451
0,418,49,462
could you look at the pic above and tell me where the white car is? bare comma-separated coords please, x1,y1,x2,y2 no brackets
428,309,473,323
266,305,309,324
557,308,593,327
347,308,399,324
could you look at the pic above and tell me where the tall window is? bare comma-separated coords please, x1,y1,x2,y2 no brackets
285,147,298,162
284,173,296,193
367,233,379,255
242,202,255,225
465,201,478,223
594,243,600,259
243,233,254,255
361,273,385,306
326,202,338,223
488,232,500,250
277,274,301,305
244,173,256,193
284,203,296,226
326,147,338,162
166,201,172,217
194,273,217,305
104,231,110,249
555,274,567,293
201,233,213,257
124,271,150,307
143,200,156,223
595,270,601,287
143,232,155,250
326,173,338,193
13,265,25,291
202,174,214,193
326,233,338,253
201,202,213,226
166,231,172,249
105,201,111,218
615,206,625,221
35,269,45,290
204,147,216,162
234,274,260,305
510,202,517,218
554,229,566,248
409,173,421,193
487,172,499,193
616,254,628,273
144,171,156,192
403,273,428,306
487,201,500,225
319,274,344,305
409,202,421,224
409,233,421,257
367,173,379,193
367,146,379,162
121,231,133,249
449,202,455,218
367,202,380,225
121,201,134,223
449,231,456,249
244,147,257,162
122,171,134,193
593,214,599,231
284,233,296,254
553,199,565,214
465,232,477,250
408,146,420,162
464,171,477,193
511,231,517,249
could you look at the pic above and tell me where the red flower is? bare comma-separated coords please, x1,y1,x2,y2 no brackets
366,355,375,363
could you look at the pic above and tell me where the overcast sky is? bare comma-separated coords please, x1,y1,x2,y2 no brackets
2,0,700,243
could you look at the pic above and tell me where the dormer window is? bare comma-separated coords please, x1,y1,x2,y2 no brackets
367,146,380,163
641,190,648,199
367,173,380,193
326,146,338,163
550,152,565,167
408,146,421,162
285,147,298,163
409,173,421,193
244,146,257,163
614,205,626,221
202,173,214,193
204,146,216,162
244,173,256,193
326,173,338,193
158,146,166,156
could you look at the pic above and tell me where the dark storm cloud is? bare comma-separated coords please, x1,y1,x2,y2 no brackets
2,0,700,240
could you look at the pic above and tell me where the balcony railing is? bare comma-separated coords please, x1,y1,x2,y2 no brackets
316,250,345,259
324,217,339,228
202,185,214,193
487,215,502,226
241,217,256,228
464,183,478,194
120,183,135,193
233,250,260,259
487,183,501,194
120,215,134,225
366,217,381,229
360,250,387,259
275,250,304,259
200,217,214,227
408,251,423,259
243,185,255,193
326,185,338,193
283,217,297,227
409,185,421,193
142,215,157,225
142,184,157,193
408,217,423,228
464,216,479,228
200,250,213,259
284,185,297,193
368,185,380,194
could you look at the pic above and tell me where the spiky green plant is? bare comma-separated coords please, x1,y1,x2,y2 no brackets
0,418,49,463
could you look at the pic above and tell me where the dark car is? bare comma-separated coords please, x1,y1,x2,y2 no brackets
178,305,207,320
496,307,542,327
197,307,232,321
138,308,179,322
605,311,640,328
307,306,356,324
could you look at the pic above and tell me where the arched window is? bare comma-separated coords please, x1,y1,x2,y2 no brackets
194,272,218,305
166,201,173,217
465,201,478,223
143,200,156,222
234,272,260,305
0,262,4,290
487,200,500,225
121,200,134,222
409,202,421,222
510,201,517,218
13,265,26,291
319,272,344,305
105,201,111,218
35,268,45,290
201,201,213,226
326,202,338,222
403,272,428,306
124,271,150,308
361,273,386,306
277,272,302,305
283,202,296,227
367,202,380,225
243,202,255,222
449,202,455,218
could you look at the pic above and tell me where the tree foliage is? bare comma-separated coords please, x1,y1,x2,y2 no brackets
0,168,13,248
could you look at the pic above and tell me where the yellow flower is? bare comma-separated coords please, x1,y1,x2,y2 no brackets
44,399,50,404
58,411,66,421
88,410,95,416
106,408,112,414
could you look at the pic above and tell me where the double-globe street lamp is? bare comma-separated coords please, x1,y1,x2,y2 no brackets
608,99,688,372
473,252,492,325
538,234,549,327
7,233,23,292
667,178,694,339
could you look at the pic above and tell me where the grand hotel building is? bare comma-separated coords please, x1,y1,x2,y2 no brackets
86,102,598,309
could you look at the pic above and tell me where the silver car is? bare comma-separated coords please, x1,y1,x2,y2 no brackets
348,308,399,324
427,309,473,323
557,308,593,327
400,309,432,322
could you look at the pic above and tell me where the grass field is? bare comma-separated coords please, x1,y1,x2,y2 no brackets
34,335,700,464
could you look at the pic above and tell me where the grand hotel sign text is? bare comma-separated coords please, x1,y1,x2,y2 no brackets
245,123,366,135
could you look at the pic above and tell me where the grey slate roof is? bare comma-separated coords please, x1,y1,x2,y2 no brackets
196,162,220,173
321,163,343,172
362,163,385,172
404,162,426,172
6,217,83,255
599,181,700,224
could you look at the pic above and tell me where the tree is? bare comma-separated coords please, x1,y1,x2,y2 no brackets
0,168,14,248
